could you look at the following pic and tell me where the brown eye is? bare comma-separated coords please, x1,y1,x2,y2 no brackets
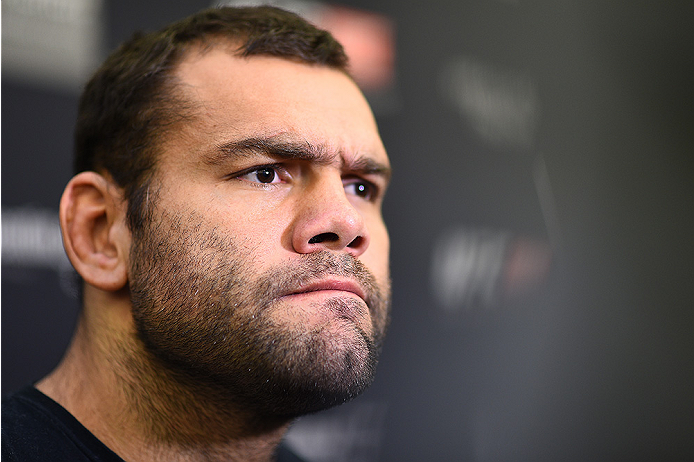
237,166,282,184
354,183,369,197
344,180,375,200
255,167,276,183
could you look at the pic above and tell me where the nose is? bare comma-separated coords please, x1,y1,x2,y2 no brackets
291,174,370,257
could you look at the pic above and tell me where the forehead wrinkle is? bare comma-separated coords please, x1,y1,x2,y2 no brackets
203,135,391,185
344,155,392,182
204,136,340,166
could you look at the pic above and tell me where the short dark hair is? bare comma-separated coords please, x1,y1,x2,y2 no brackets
74,6,348,231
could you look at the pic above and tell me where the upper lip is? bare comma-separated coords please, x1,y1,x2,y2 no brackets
288,279,366,301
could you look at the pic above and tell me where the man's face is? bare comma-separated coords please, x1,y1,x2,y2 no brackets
128,48,391,417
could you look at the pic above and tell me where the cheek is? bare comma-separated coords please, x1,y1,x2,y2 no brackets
157,185,290,260
213,203,293,259
364,220,390,281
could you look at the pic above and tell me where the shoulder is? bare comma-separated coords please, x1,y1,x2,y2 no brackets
2,387,54,460
2,387,124,462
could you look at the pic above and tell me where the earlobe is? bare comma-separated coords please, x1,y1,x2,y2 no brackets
60,172,130,292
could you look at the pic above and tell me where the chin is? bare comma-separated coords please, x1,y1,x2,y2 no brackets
257,345,378,418
231,320,380,419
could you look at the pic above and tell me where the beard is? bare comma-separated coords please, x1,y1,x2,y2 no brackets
128,209,390,419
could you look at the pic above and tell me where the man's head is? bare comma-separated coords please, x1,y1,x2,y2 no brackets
74,5,349,232
61,6,391,420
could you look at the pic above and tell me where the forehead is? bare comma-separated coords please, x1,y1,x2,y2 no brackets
169,47,388,166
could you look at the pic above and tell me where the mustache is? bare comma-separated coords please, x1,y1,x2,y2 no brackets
258,251,382,310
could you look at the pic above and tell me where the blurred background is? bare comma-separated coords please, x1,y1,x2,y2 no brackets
3,0,693,460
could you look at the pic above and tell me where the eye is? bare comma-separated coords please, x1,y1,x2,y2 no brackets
238,166,282,184
344,179,376,201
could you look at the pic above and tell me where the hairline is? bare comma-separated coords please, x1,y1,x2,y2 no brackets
139,37,354,183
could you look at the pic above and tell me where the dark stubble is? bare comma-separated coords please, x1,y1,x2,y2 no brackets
128,209,390,419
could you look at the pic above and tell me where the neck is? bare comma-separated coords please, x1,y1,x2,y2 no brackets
37,295,292,462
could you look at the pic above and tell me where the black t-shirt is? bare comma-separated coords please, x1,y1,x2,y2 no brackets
2,386,305,462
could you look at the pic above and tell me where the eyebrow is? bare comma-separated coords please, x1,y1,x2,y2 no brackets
205,136,391,181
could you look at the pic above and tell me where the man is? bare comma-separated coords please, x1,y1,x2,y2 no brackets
2,6,391,462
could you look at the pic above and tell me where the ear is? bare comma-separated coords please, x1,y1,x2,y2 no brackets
60,172,130,292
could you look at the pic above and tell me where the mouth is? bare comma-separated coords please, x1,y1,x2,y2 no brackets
285,279,367,302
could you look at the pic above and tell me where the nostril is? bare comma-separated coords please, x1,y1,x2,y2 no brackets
347,236,364,248
308,232,339,244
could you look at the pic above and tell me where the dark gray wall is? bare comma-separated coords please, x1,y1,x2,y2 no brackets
3,1,693,460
